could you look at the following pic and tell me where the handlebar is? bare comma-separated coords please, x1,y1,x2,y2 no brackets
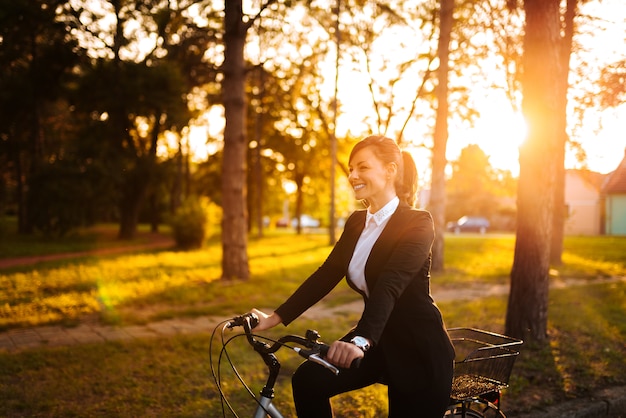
228,312,361,374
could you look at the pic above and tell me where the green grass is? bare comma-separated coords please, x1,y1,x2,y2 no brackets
0,284,624,417
0,219,171,259
1,230,625,331
0,226,625,416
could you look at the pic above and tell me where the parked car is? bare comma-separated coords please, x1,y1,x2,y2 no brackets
275,218,290,228
446,216,490,234
291,214,321,228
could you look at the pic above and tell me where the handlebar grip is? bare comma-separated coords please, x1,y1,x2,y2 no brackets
319,343,330,357
319,343,362,369
350,357,362,369
227,312,259,329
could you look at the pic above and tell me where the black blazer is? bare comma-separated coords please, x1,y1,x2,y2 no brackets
275,202,455,390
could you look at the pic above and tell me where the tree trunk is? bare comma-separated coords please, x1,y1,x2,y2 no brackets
253,67,264,238
429,0,453,272
550,0,577,265
118,162,150,239
294,169,304,235
506,0,562,344
15,145,31,234
221,0,250,281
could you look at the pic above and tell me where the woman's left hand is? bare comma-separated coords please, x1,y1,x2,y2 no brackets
326,340,365,369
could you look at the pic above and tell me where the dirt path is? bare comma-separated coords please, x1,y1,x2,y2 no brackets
302,276,626,320
0,234,175,269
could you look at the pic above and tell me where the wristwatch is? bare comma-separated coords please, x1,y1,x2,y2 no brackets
350,336,371,352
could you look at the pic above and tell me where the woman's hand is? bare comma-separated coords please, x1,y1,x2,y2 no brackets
250,308,282,331
326,340,365,369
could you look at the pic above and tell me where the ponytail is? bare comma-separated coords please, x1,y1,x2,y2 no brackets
400,151,418,207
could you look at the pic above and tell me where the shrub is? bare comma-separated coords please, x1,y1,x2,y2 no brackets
169,196,216,249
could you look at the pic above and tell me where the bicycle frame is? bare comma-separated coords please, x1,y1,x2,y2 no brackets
253,396,283,418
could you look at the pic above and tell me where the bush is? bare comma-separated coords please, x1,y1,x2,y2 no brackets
169,196,216,249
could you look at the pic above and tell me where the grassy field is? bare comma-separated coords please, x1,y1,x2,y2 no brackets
0,219,171,259
1,225,625,416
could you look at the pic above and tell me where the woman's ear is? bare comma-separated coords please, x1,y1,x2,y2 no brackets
387,162,398,178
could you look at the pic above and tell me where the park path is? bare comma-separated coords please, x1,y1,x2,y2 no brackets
1,268,623,353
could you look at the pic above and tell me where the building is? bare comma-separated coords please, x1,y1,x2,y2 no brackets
564,169,605,235
602,149,626,236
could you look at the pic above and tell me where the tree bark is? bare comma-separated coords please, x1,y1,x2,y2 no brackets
429,0,453,272
506,0,562,343
221,0,250,281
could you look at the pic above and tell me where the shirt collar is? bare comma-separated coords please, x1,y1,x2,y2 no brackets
366,196,400,226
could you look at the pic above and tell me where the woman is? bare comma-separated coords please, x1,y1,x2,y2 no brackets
252,135,455,417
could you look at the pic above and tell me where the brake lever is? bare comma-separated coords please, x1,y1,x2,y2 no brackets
293,347,340,375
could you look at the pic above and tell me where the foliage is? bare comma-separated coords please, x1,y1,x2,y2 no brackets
446,144,517,229
0,0,83,233
596,59,626,109
169,196,218,249
0,0,224,238
26,160,116,236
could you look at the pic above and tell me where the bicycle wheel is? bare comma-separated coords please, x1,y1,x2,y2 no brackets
445,405,484,418
446,399,506,418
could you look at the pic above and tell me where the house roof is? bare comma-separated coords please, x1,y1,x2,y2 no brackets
567,169,606,190
602,149,626,194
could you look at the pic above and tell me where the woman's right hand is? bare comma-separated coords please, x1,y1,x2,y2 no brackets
250,308,282,331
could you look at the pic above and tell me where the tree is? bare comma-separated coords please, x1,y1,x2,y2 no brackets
217,0,325,278
0,0,82,234
505,0,563,343
595,59,626,108
68,0,215,239
221,0,252,280
446,144,516,225
550,0,578,265
338,2,438,140
429,0,454,272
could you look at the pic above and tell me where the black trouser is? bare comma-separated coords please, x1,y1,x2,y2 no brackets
291,351,451,418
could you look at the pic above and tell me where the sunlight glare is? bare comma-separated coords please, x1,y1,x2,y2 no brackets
449,94,526,176
186,106,225,162
282,179,297,195
568,105,626,174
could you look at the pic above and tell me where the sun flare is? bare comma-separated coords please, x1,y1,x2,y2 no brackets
447,93,527,176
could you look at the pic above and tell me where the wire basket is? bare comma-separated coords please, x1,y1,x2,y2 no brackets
448,328,523,401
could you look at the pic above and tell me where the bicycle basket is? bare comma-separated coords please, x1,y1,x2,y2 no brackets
448,328,523,400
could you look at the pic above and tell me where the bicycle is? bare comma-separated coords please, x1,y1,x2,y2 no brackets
211,314,522,418
445,328,523,418
210,312,355,417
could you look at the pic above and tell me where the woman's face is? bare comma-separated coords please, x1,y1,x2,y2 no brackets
348,147,396,209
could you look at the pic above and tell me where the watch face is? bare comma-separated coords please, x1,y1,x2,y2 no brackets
352,336,369,351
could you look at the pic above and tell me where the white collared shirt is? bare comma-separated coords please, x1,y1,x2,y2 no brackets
347,196,400,297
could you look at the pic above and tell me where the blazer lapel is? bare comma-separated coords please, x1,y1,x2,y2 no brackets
363,202,409,287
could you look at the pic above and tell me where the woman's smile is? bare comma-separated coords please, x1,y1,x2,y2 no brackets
349,147,397,212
